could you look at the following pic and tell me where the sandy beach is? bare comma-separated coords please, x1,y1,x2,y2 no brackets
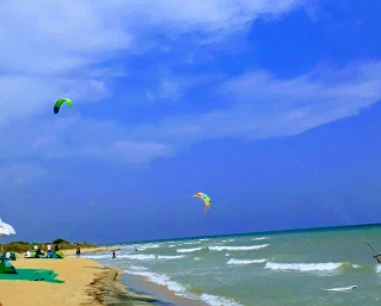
0,248,156,306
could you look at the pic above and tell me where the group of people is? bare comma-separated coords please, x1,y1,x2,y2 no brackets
44,244,59,256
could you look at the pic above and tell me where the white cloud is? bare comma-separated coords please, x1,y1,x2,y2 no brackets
1,0,303,76
0,75,108,127
0,115,172,164
0,162,47,186
0,0,304,168
3,60,377,168
79,140,173,163
129,60,381,142
146,79,184,102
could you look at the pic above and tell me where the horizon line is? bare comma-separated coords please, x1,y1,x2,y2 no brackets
104,221,381,246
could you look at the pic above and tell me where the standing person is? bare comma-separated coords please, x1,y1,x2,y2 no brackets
112,250,116,259
47,244,52,257
54,244,59,252
76,244,81,257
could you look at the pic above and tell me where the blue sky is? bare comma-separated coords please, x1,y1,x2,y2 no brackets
1,0,381,244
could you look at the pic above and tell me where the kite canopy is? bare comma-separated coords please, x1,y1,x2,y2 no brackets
193,192,211,212
54,98,73,114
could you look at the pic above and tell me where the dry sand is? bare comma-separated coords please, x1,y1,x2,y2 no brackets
0,248,155,306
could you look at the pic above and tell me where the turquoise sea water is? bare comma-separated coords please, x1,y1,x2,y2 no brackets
83,225,381,306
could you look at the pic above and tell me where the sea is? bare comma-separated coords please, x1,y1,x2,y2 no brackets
82,224,381,306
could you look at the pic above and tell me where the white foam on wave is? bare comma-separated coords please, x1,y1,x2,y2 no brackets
82,254,110,259
125,268,242,306
209,244,269,251
168,245,176,248
200,293,243,306
322,285,358,291
252,237,269,241
137,244,161,250
123,254,184,260
199,239,209,241
177,247,203,253
158,255,184,259
123,254,156,260
184,241,200,245
225,253,231,257
352,264,361,269
376,265,381,273
128,265,149,271
125,269,192,298
264,262,356,272
227,258,267,265
194,257,201,260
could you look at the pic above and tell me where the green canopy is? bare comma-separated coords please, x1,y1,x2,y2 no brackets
0,268,64,283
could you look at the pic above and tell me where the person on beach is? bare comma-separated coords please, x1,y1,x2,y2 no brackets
47,244,52,254
36,246,44,258
54,244,59,252
112,250,116,259
76,244,81,257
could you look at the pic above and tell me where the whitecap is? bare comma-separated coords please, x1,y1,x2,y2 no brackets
209,244,269,251
200,293,243,306
227,258,267,265
322,285,357,291
177,247,203,253
184,241,201,245
264,262,356,272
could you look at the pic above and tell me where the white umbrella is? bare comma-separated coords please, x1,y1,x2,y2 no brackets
0,222,16,255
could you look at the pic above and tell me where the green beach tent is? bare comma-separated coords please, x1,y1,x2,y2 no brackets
52,251,64,259
0,257,17,274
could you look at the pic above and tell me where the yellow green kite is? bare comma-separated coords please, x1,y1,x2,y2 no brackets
193,192,211,213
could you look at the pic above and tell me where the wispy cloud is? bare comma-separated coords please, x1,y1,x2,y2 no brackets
0,115,172,164
130,60,381,142
3,60,380,169
0,162,47,186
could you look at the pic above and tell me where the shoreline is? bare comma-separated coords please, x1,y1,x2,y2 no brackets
77,248,208,306
84,265,158,306
121,273,208,306
0,247,206,306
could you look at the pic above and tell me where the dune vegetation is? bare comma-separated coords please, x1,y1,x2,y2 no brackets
3,238,97,254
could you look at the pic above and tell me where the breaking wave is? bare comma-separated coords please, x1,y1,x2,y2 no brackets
209,244,269,251
227,258,267,265
177,247,203,253
264,262,359,272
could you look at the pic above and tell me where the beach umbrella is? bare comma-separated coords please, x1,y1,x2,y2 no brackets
0,221,16,255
